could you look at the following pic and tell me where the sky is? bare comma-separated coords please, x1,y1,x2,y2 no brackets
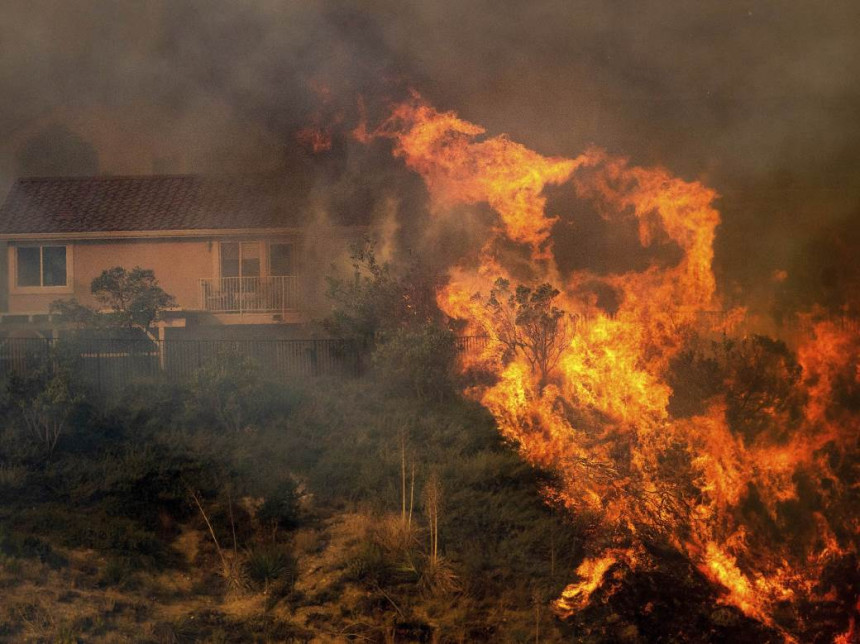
1,0,858,313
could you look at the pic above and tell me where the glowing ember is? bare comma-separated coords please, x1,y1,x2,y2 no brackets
364,93,859,640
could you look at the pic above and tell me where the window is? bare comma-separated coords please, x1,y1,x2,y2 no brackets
220,242,261,278
16,245,68,287
220,242,240,278
269,243,294,276
241,242,261,277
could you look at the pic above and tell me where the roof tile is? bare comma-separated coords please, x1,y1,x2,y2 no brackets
0,175,304,235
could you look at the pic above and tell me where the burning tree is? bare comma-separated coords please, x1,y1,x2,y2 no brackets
359,94,860,642
486,278,571,390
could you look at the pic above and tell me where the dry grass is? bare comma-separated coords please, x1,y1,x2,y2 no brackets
0,462,27,487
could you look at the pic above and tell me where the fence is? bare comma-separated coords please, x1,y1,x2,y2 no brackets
0,337,366,393
0,335,490,394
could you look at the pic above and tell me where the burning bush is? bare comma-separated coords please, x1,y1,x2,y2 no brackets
358,94,860,641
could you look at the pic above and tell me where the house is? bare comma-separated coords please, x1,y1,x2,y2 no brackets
0,174,364,340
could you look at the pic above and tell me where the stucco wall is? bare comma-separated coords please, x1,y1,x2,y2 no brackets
6,238,215,314
3,229,361,318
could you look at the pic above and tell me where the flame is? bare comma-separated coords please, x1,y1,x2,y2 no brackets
296,79,340,153
296,124,333,153
372,92,579,255
364,93,859,639
554,548,638,618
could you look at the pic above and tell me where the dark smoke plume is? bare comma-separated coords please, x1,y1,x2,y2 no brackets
1,0,858,311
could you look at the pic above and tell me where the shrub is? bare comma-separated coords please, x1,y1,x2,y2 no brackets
13,368,82,456
345,541,396,587
257,479,301,530
372,324,457,402
185,352,286,432
324,237,442,343
0,529,67,569
0,462,27,488
99,556,135,588
245,544,298,592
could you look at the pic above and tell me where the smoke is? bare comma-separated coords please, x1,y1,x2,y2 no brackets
1,0,858,308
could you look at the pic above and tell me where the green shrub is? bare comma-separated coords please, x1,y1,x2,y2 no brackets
111,381,188,435
184,352,296,432
185,352,262,432
257,479,301,530
16,504,166,566
11,368,82,456
245,544,297,591
372,323,457,402
344,541,396,587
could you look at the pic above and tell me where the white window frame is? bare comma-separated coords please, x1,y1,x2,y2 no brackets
9,243,74,295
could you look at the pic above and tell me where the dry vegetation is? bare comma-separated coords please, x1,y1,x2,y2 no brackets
0,249,822,642
0,361,589,642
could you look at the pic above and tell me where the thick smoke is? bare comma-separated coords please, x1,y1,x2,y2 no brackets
0,0,858,311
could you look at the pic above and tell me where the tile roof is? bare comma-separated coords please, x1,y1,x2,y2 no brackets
0,175,309,235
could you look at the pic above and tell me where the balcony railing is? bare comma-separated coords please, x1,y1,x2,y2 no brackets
198,276,299,314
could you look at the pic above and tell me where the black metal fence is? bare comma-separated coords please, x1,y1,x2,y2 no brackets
0,337,366,393
454,334,490,353
0,335,490,394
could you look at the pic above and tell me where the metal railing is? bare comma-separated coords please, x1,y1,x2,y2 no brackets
198,276,299,313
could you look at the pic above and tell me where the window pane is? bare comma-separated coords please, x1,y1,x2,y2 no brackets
241,258,261,277
42,246,67,286
241,242,261,277
221,243,240,277
270,243,293,276
17,247,41,286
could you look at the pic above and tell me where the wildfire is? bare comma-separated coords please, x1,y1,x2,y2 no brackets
296,124,333,153
363,93,859,640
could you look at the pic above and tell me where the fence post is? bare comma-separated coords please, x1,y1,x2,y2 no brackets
157,326,167,373
44,337,51,375
96,346,102,394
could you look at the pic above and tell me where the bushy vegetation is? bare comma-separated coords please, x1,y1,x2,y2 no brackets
0,258,810,641
50,265,176,338
0,332,581,640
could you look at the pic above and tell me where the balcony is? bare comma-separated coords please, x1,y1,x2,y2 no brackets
198,276,299,314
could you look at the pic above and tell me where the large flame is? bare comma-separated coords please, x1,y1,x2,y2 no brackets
364,94,859,640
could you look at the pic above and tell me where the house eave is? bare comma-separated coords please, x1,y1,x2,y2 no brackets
0,225,368,242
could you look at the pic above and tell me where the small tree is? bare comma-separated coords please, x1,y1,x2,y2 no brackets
17,368,81,456
324,237,441,343
487,278,571,389
51,266,175,339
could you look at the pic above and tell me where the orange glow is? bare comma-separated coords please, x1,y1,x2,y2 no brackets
296,124,333,153
365,93,859,639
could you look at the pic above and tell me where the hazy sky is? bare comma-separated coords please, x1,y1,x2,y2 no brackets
1,0,857,310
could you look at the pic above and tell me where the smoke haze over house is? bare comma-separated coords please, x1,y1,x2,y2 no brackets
0,0,858,314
